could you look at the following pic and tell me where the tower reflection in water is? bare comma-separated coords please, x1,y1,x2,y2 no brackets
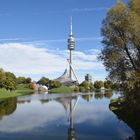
56,94,94,140
56,95,79,140
68,97,77,140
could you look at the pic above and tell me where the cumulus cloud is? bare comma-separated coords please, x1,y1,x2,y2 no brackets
0,43,67,74
0,43,104,79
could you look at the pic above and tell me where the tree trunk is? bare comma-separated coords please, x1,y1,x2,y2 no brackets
124,44,137,71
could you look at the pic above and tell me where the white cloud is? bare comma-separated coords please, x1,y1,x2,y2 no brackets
13,37,101,44
0,43,67,74
87,49,101,54
74,51,97,61
0,38,23,41
0,43,104,80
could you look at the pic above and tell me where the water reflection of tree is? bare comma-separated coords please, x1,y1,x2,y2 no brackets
109,89,140,140
40,99,49,104
104,92,113,99
94,93,104,99
82,94,93,102
94,92,113,100
0,98,17,120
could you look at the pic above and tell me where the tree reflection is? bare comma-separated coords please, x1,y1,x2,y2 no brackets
82,94,93,102
104,92,113,99
40,99,49,104
109,89,140,140
94,93,104,99
0,98,17,120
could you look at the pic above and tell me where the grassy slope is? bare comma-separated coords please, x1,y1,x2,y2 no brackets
0,84,33,99
49,86,74,93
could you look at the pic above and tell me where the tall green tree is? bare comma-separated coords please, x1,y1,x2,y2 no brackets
99,0,140,90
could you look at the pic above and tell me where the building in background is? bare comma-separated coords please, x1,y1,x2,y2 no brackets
85,74,92,83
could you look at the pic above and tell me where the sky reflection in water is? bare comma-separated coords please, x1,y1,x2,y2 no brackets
0,92,133,140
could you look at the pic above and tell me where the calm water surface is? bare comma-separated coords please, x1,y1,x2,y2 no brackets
0,92,134,140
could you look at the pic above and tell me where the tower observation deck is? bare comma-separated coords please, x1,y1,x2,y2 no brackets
68,16,75,51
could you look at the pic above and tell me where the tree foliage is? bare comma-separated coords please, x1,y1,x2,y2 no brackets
99,0,140,90
37,77,49,86
104,80,113,89
79,80,94,91
49,80,61,89
0,69,17,90
17,77,32,84
94,81,104,89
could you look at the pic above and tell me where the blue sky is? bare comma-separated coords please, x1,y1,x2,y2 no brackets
0,0,128,82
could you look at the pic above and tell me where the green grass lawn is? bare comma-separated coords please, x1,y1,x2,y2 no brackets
16,84,33,92
49,86,74,93
0,84,33,99
110,98,119,103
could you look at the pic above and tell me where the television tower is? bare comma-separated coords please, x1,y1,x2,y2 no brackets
68,16,75,79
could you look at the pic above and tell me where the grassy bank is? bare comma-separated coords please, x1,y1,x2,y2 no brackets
16,84,33,93
49,86,74,93
110,98,119,103
109,98,120,111
0,84,33,99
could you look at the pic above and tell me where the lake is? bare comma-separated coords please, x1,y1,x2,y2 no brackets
0,91,134,140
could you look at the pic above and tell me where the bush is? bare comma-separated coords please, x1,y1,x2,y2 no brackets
74,87,79,92
49,80,61,89
28,83,36,90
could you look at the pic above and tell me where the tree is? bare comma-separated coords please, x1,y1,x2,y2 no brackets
26,77,32,84
99,0,140,90
37,77,49,86
5,72,17,90
80,81,90,89
104,80,113,89
79,81,94,90
0,69,17,90
0,69,6,88
49,80,61,89
28,82,36,90
16,77,26,84
94,81,104,89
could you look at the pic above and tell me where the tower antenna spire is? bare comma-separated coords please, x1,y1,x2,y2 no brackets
70,16,73,35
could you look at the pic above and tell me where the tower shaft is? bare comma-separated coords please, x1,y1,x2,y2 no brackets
69,50,72,79
68,16,75,79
